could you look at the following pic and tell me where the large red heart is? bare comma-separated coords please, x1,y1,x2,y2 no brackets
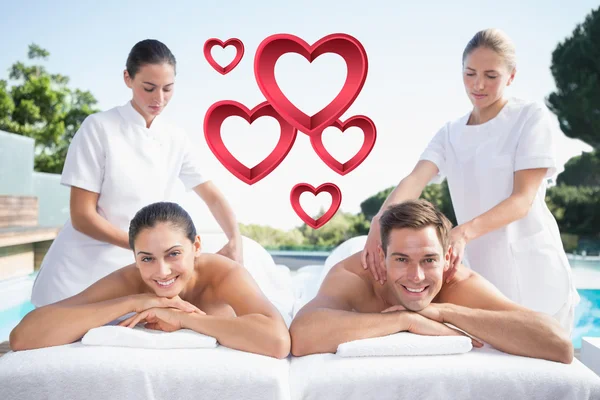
290,183,342,229
254,33,368,137
203,38,245,75
310,115,376,176
204,100,298,185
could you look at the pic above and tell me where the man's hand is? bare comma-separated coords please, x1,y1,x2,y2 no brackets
413,303,447,323
382,305,457,336
382,304,483,348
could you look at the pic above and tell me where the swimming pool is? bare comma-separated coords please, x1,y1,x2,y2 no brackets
572,289,600,348
1,261,600,348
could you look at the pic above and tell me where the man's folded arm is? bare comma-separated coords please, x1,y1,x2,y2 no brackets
436,267,574,364
290,265,410,356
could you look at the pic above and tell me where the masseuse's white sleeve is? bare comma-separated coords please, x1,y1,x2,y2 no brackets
514,105,560,178
60,116,105,193
179,132,210,191
418,122,449,184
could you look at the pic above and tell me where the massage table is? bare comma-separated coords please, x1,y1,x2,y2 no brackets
289,346,600,400
288,240,600,400
1,235,599,400
0,344,290,400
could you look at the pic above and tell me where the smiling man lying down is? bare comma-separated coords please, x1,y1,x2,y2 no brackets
290,199,573,364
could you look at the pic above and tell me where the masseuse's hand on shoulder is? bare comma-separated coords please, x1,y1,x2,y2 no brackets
216,239,244,265
361,218,387,285
445,225,468,282
193,181,244,265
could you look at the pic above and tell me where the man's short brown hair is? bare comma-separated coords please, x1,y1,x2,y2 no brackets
379,199,453,254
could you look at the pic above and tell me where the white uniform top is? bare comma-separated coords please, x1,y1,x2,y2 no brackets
31,101,209,307
419,97,579,319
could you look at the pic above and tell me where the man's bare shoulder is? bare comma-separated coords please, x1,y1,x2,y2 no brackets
435,264,524,311
319,252,378,309
434,263,477,303
326,251,371,283
116,263,145,292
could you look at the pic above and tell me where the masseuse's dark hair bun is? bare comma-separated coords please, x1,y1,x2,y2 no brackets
126,39,176,78
128,202,196,250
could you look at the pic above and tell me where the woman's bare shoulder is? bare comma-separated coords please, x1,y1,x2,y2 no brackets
195,253,241,284
120,264,146,290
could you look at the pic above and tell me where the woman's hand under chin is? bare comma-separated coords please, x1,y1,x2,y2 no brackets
119,307,206,332
132,293,201,314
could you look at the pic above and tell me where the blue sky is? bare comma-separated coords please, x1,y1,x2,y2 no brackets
0,1,597,231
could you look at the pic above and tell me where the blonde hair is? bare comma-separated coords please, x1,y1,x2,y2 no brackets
462,29,516,71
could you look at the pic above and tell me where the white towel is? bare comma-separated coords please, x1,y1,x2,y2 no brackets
81,325,218,349
336,332,472,357
0,343,291,400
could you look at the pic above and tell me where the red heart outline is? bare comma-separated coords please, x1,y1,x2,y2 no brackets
310,115,376,176
290,183,342,229
204,100,298,185
254,33,368,137
203,38,245,75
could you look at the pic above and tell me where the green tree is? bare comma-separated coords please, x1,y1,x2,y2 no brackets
239,209,370,251
360,186,393,222
239,223,305,249
299,210,369,250
360,180,457,226
545,6,600,252
420,180,457,226
546,5,600,194
0,44,100,173
545,184,600,237
556,151,600,187
547,6,600,150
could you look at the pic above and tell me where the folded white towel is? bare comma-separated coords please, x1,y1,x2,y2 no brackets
336,332,472,357
81,325,218,349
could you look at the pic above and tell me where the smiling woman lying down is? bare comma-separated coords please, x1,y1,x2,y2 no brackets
9,201,291,359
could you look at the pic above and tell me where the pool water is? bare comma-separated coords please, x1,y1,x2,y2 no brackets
572,289,600,348
0,301,34,342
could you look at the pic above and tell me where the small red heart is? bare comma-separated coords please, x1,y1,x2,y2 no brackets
254,33,368,137
310,115,376,176
204,100,298,185
203,38,245,75
290,183,342,229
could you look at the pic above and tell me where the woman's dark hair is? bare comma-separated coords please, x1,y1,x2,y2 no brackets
128,202,196,250
126,39,177,78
